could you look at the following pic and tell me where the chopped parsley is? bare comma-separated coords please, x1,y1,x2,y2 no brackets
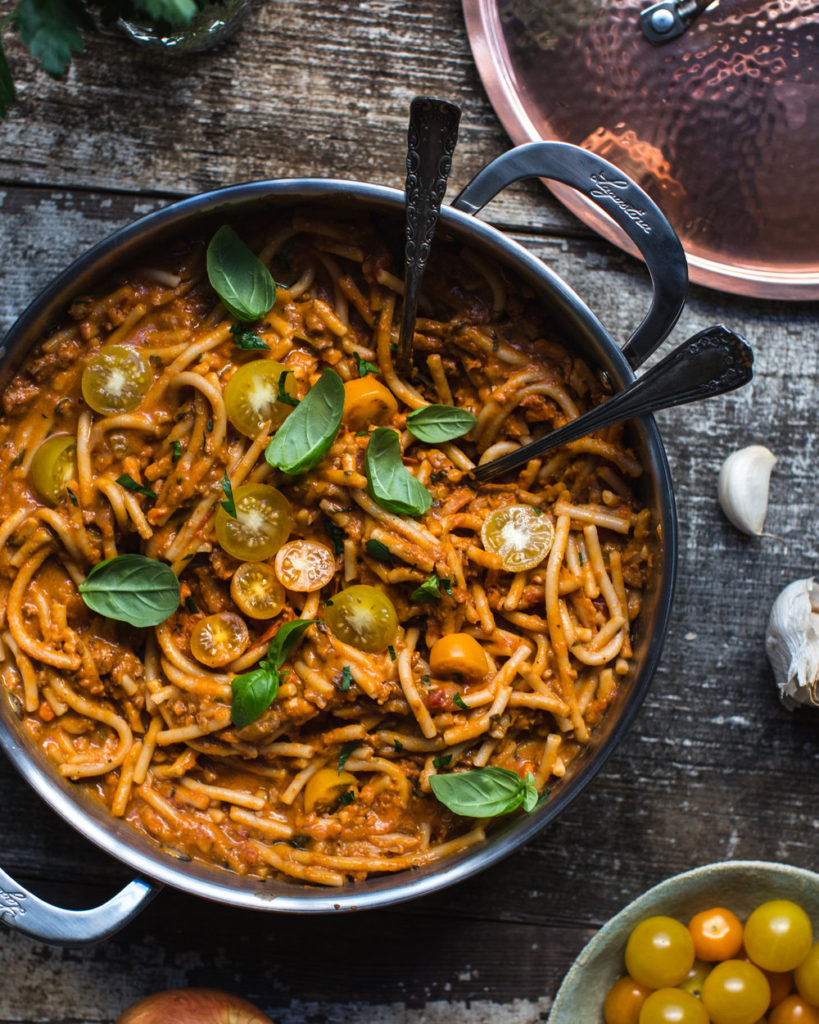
433,754,452,769
338,741,357,773
341,665,353,692
411,573,454,604
387,644,397,661
171,440,182,463
184,595,199,614
336,790,355,806
365,538,392,561
229,322,269,350
323,517,345,555
354,352,380,377
115,474,157,501
220,473,237,518
454,693,468,711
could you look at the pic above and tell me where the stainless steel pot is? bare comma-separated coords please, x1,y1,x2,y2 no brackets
0,143,686,945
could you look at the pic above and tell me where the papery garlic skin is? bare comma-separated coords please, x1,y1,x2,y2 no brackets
718,445,777,535
765,577,819,710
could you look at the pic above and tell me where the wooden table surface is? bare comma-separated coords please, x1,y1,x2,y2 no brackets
0,2,818,1021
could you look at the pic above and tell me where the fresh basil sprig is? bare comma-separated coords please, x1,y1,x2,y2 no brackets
411,573,454,604
231,618,318,729
265,368,344,475
406,404,477,444
364,427,432,517
206,225,277,323
429,767,539,818
229,323,269,351
115,474,157,501
78,554,180,628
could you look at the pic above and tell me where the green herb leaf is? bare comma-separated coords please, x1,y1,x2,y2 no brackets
289,833,310,850
453,693,468,711
406,404,477,444
387,644,397,661
229,322,269,351
0,38,16,118
433,754,452,769
364,427,432,518
132,0,198,24
265,369,344,475
277,368,300,407
354,352,379,377
230,664,280,730
184,595,199,614
365,538,392,561
411,573,453,604
16,0,85,77
171,440,182,463
206,225,277,323
393,739,403,751
66,487,78,507
337,790,355,806
220,472,236,518
341,664,352,692
116,474,157,501
78,554,180,628
266,617,318,671
429,768,539,818
338,741,357,773
323,517,345,555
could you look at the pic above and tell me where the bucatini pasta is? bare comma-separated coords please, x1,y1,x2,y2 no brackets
0,212,655,886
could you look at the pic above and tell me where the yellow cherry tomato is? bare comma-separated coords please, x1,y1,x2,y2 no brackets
223,360,298,437
29,435,77,504
702,960,771,1024
230,562,285,620
604,975,654,1024
744,901,813,973
274,539,336,592
678,960,712,1000
626,916,696,990
342,376,397,431
303,767,358,813
481,504,555,572
638,988,709,1024
190,612,250,668
81,344,152,415
689,907,744,962
429,633,489,680
324,584,398,653
214,483,294,561
795,943,819,1007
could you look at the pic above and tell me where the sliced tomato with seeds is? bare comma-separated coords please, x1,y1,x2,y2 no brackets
190,612,250,667
230,562,285,619
274,539,336,592
81,345,152,415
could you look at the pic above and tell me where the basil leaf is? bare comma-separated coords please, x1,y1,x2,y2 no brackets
115,474,157,501
220,472,236,518
171,440,182,463
338,741,357,773
433,754,452,769
364,428,432,517
341,664,352,692
16,0,84,77
231,665,280,729
277,369,300,407
354,352,379,377
429,767,538,818
406,404,477,444
229,322,269,351
453,693,468,710
411,573,453,604
265,369,344,475
206,225,277,323
0,38,16,118
78,554,180,628
266,617,319,672
365,538,392,561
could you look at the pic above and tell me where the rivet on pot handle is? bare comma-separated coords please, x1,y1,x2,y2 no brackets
0,864,158,946
451,142,688,369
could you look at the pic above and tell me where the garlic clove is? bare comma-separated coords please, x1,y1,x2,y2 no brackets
765,577,819,710
717,444,777,535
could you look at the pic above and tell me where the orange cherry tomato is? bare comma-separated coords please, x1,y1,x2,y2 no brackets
604,975,653,1024
342,376,397,431
794,943,819,1007
429,633,489,680
766,969,795,1009
190,612,250,667
770,996,819,1024
274,539,336,592
688,907,744,961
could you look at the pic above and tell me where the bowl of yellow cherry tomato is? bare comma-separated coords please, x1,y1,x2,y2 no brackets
548,860,819,1024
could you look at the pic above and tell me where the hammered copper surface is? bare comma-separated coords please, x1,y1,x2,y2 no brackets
464,0,819,297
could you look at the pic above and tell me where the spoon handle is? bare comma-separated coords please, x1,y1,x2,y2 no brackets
398,97,461,371
472,325,753,482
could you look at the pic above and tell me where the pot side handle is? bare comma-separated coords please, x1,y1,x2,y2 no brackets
0,864,158,946
451,142,688,368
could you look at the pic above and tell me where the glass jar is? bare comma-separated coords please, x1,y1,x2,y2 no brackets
118,0,251,54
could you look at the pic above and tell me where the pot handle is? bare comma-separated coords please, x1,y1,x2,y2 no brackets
451,142,688,368
0,864,158,946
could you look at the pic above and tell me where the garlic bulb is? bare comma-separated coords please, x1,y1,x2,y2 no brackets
718,445,777,535
765,578,819,710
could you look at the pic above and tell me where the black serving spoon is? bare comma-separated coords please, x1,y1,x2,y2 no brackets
471,325,753,482
396,97,461,373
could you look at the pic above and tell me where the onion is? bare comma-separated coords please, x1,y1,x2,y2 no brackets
116,988,274,1024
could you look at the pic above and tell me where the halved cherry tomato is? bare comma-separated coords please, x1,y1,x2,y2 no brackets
604,975,653,1024
274,539,336,592
626,916,696,990
190,612,250,667
481,504,555,572
429,633,489,680
638,988,709,1024
689,907,744,961
230,562,285,620
324,584,398,653
214,483,294,561
29,435,77,504
224,360,298,437
678,960,712,1000
795,943,819,1008
702,960,771,1024
342,376,397,431
81,345,152,415
770,995,819,1024
744,901,813,973
303,767,358,813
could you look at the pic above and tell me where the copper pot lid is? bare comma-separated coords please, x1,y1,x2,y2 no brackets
463,0,819,299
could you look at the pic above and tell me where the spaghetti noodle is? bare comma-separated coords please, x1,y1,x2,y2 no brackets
0,212,654,885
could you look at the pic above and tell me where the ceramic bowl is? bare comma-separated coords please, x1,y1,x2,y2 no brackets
548,859,819,1022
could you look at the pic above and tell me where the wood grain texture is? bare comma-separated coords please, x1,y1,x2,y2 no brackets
0,0,818,1020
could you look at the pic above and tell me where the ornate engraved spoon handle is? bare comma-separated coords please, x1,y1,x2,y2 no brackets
397,97,461,372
